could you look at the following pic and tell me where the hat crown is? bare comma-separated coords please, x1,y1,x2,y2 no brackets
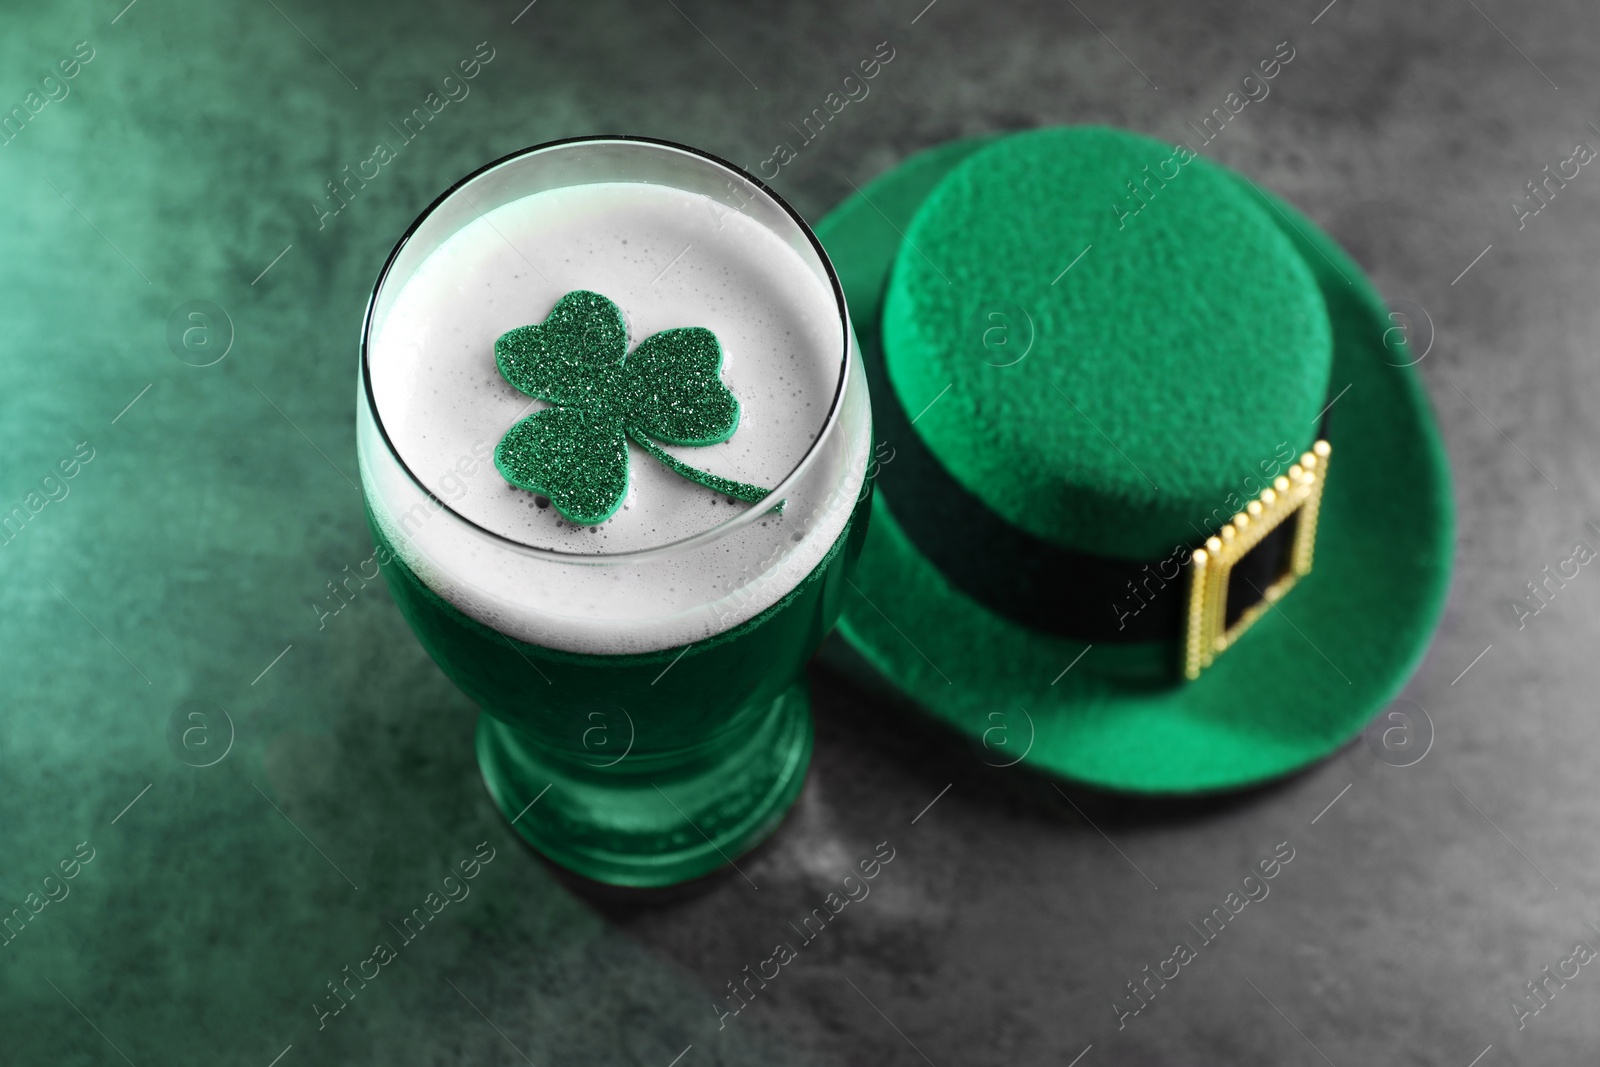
881,126,1333,558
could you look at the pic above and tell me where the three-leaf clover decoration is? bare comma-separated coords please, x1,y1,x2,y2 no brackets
492,290,771,525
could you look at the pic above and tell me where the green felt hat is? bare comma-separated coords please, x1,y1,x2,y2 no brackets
818,126,1454,793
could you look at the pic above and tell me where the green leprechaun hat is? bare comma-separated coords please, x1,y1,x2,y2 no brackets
817,126,1454,793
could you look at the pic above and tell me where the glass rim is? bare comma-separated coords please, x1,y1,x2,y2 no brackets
358,135,854,566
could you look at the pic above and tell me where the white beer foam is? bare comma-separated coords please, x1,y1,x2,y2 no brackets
362,181,868,654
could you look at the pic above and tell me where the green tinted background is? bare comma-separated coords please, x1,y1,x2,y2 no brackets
0,3,857,1063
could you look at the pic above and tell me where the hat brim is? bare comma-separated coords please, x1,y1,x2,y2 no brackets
819,136,1455,794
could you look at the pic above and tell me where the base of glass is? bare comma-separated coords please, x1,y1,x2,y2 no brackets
475,680,813,887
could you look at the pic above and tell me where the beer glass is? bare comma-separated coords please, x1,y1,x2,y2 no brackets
357,138,872,887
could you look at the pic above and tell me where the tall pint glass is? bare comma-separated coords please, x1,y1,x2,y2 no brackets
357,137,872,886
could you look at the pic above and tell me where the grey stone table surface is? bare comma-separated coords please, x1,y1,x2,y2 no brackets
0,0,1596,1064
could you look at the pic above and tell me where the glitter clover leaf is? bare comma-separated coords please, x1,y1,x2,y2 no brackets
492,290,772,525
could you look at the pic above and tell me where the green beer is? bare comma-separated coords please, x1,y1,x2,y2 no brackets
357,139,872,886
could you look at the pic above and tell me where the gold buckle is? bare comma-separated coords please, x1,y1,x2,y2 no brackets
1183,441,1330,680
